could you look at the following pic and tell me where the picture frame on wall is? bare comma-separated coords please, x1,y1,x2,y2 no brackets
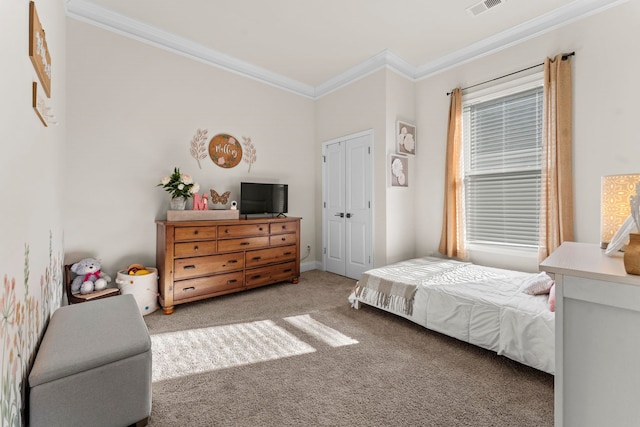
31,81,56,126
32,82,48,126
29,1,52,98
396,121,416,155
390,155,408,187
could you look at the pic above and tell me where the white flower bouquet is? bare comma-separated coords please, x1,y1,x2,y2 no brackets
158,167,200,199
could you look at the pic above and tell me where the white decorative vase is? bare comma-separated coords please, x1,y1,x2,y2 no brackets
170,196,187,210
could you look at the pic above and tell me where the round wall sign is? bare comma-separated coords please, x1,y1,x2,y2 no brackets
209,134,243,168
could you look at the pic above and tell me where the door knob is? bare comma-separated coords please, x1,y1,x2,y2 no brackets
346,213,354,218
334,213,345,218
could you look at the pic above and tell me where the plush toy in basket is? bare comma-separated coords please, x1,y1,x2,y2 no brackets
126,264,151,276
115,264,159,315
70,258,112,295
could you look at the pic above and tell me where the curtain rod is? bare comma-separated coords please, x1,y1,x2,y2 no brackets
446,51,575,96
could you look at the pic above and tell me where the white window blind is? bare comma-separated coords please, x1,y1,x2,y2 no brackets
463,85,543,248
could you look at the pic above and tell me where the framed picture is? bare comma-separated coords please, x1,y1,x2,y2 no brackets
29,1,52,98
31,81,56,126
390,155,408,187
396,121,416,155
32,82,47,126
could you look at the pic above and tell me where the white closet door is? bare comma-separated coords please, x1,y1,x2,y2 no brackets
323,131,373,280
324,141,346,276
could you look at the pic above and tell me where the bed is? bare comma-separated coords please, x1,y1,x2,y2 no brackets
348,256,555,374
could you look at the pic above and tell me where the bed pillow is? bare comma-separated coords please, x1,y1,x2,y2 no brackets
519,272,554,295
548,283,556,312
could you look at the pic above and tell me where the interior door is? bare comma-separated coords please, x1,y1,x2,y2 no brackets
324,141,346,275
344,136,371,279
323,131,373,280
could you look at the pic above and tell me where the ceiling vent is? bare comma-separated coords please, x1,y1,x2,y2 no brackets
467,0,508,17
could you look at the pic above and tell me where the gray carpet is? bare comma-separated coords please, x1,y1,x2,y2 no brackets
143,270,553,426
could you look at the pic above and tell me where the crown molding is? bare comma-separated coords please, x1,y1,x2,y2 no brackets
413,0,628,80
66,0,626,100
314,50,415,98
65,0,316,98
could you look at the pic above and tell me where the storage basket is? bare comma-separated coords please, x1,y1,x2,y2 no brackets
115,268,159,315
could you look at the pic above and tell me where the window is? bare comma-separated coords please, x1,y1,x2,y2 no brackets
462,75,543,250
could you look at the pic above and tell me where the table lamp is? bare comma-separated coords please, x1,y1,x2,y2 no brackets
600,173,640,249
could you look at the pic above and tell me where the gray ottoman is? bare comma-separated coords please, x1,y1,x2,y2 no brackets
29,294,152,427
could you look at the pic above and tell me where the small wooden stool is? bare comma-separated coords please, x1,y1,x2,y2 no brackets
64,264,120,304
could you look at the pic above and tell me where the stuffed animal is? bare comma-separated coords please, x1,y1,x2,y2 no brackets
70,258,112,295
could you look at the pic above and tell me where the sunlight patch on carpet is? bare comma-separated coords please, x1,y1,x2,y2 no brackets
284,314,359,347
151,320,315,382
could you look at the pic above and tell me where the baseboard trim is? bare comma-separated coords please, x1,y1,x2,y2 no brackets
301,261,321,273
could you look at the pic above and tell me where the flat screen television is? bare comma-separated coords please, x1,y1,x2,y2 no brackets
240,182,288,216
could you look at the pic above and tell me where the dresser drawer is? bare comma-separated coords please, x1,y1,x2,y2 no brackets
174,252,244,280
270,221,298,235
174,271,244,300
245,262,296,288
174,240,217,258
246,245,297,268
157,217,301,314
218,223,269,238
270,233,296,247
175,226,217,242
218,236,269,252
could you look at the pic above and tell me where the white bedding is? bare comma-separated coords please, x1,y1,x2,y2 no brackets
348,257,555,374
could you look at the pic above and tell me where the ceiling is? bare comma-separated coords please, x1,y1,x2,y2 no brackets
65,0,626,98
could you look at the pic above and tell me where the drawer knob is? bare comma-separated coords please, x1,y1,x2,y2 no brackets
194,230,199,235
284,252,293,256
194,245,199,251
281,237,286,241
228,259,238,264
241,242,250,246
282,225,286,229
184,265,196,270
259,227,263,231
252,256,261,261
251,275,261,279
227,279,237,284
225,229,230,234
183,287,196,292
284,269,292,273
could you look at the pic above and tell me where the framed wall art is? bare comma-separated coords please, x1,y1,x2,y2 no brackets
32,81,56,126
32,82,47,126
390,155,408,187
396,121,416,155
29,1,52,98
209,134,243,168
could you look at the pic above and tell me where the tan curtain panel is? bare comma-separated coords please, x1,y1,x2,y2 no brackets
539,54,575,261
439,88,466,259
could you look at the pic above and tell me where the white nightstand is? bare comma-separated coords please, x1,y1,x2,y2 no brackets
540,242,640,427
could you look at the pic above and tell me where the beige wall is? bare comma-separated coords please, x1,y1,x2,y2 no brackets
315,69,418,267
65,1,640,276
0,0,66,423
415,0,640,271
416,1,640,270
315,71,387,266
385,70,416,264
65,20,317,274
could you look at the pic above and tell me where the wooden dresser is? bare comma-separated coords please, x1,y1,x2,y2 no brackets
540,242,640,427
156,217,301,314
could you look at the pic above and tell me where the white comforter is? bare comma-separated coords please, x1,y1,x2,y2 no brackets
348,257,555,374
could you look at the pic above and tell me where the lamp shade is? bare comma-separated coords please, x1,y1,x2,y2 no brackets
601,174,640,249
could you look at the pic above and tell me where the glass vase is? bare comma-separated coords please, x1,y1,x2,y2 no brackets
169,196,187,210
